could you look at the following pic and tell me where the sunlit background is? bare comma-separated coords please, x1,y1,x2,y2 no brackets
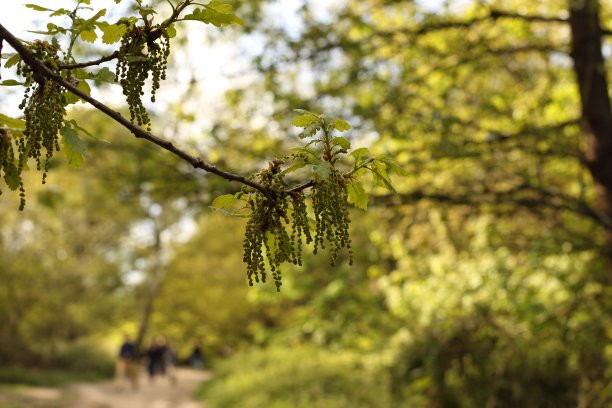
0,1,611,407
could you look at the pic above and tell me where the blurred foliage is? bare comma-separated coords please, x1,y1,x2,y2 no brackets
194,0,612,407
198,346,390,408
0,2,611,408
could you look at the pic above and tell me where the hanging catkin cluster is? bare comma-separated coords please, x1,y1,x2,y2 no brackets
116,26,170,130
311,169,353,266
242,160,312,291
0,130,18,197
15,40,66,209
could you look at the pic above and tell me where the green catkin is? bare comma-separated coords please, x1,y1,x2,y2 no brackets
311,169,353,266
116,27,171,130
242,158,353,291
14,40,65,210
242,160,294,291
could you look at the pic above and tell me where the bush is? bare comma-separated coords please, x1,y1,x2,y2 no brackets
198,345,390,408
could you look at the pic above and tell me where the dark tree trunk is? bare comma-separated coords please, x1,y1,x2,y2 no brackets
569,0,612,250
568,1,611,405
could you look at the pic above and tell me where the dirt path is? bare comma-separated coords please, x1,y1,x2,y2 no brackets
64,368,211,408
0,368,211,408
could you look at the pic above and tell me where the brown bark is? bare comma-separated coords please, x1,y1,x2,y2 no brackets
135,218,165,352
569,0,612,260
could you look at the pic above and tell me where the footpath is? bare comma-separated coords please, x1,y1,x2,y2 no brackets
0,368,212,408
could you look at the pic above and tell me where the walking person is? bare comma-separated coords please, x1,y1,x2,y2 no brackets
116,334,138,390
146,335,167,382
191,339,203,369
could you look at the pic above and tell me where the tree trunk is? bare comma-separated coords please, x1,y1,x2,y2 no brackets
568,1,611,404
135,219,165,353
569,0,612,249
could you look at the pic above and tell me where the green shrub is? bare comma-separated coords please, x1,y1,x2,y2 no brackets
198,346,390,408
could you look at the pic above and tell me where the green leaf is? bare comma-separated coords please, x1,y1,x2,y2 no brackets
312,162,333,181
60,123,87,166
332,118,351,132
4,54,21,68
209,206,250,218
50,8,71,17
370,161,396,192
0,80,24,86
99,23,127,44
94,67,115,82
0,114,26,131
292,113,319,127
183,2,244,27
290,147,318,159
78,79,91,96
347,181,368,210
25,4,53,12
350,147,370,160
332,136,351,150
211,193,238,210
47,23,67,34
210,193,249,217
378,157,407,176
298,122,321,139
80,29,97,43
166,24,177,38
281,159,306,175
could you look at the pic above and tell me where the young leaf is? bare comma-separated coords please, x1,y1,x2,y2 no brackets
4,54,21,68
370,161,396,192
98,23,128,44
347,181,368,210
332,118,351,132
332,136,351,150
291,147,318,159
350,147,370,160
94,67,116,83
298,122,321,139
312,162,333,181
0,80,24,86
292,113,319,127
211,193,238,210
378,157,407,176
80,29,97,43
0,114,26,131
25,4,53,12
166,24,177,38
183,2,244,27
60,122,87,166
281,159,306,175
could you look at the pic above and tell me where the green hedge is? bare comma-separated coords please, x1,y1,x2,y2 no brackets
198,345,390,408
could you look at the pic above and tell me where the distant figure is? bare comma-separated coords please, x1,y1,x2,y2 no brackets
116,334,138,389
191,339,203,369
164,343,177,385
146,335,168,382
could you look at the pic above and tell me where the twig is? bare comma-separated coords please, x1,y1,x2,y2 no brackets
59,51,119,70
0,23,274,199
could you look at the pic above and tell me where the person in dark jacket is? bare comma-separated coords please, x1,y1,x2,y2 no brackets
146,335,168,381
116,334,138,389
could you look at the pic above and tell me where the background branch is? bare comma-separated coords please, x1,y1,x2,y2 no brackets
0,23,274,199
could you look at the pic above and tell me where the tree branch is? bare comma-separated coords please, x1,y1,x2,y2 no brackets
489,9,567,24
59,51,119,70
286,179,315,194
372,183,612,231
0,23,274,199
